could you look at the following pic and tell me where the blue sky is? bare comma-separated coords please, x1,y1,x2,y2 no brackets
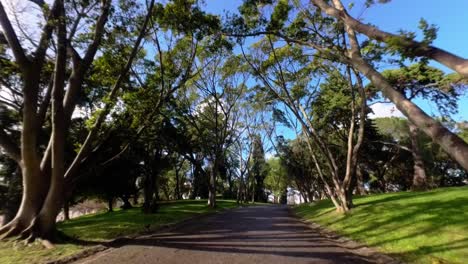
203,0,468,122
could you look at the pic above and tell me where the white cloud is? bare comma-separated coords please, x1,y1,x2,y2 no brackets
369,102,404,119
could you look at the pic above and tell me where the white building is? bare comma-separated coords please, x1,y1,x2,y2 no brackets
286,188,305,205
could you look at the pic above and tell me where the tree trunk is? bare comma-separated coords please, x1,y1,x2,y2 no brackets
348,52,468,172
143,173,157,213
208,168,216,208
27,8,68,239
356,166,367,195
121,195,132,209
227,170,233,199
175,165,180,200
108,198,113,212
311,0,468,78
63,201,70,221
409,122,428,190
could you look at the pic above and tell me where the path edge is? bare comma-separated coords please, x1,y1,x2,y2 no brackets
46,205,251,264
287,206,405,264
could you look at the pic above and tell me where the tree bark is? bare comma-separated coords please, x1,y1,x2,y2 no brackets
356,166,367,195
208,165,217,208
409,122,428,190
30,3,68,239
175,164,180,200
63,201,70,221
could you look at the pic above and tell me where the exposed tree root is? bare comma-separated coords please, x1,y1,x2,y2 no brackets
0,217,57,249
0,219,22,239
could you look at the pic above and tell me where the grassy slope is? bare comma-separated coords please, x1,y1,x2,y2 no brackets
0,199,241,264
294,186,468,264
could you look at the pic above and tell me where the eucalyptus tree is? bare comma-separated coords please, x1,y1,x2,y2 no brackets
236,31,366,211
264,157,288,203
309,0,468,78
229,0,468,210
232,89,267,204
276,136,323,202
248,134,268,202
178,49,247,207
370,63,460,189
302,0,468,171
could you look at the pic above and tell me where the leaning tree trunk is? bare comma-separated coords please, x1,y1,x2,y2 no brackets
347,36,468,173
408,122,428,190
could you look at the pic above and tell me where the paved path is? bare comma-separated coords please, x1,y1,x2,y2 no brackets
76,205,379,264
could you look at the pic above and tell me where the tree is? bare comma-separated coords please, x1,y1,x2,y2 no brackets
0,0,118,242
229,0,468,204
250,134,268,202
309,0,468,78
306,0,468,171
175,48,246,207
370,63,460,190
265,157,288,203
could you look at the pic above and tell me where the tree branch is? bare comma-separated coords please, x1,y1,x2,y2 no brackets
0,2,30,68
64,0,156,180
310,0,468,77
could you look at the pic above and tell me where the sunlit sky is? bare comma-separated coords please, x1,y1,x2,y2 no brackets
204,0,468,122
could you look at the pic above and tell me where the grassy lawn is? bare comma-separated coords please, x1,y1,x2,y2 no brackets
294,186,468,264
0,199,244,264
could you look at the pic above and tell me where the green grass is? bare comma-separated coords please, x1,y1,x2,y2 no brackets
0,199,243,264
293,186,468,264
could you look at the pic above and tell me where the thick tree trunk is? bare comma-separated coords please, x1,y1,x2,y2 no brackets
0,0,111,244
0,72,48,239
27,7,68,240
409,122,428,190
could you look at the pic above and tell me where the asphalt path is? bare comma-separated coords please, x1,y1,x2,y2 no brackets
75,205,382,264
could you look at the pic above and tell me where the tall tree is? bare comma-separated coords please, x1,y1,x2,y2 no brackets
370,63,460,189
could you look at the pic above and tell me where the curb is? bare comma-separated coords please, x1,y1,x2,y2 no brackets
46,205,249,264
287,207,404,264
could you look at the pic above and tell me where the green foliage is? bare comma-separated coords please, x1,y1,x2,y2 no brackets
371,63,459,118
267,0,291,31
265,157,289,200
154,0,220,40
250,134,268,202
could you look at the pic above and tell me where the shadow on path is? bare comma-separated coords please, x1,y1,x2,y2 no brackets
76,206,380,264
